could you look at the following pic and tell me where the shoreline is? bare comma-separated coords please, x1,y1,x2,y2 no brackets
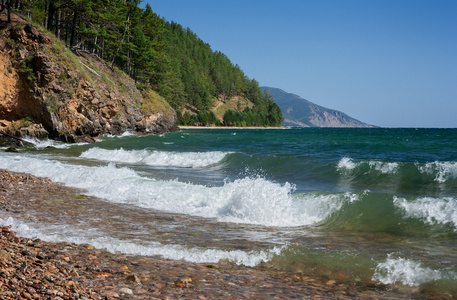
179,126,289,130
0,169,427,299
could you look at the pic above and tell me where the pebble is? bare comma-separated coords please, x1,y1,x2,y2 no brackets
326,280,336,286
101,290,119,298
119,287,133,295
125,274,141,285
0,169,447,300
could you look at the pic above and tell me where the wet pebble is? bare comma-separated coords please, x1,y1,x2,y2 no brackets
0,169,443,300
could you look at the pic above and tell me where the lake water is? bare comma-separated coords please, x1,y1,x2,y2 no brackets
1,128,456,294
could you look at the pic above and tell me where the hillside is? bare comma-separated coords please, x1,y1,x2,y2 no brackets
1,2,281,130
262,87,374,128
164,22,283,127
0,13,177,144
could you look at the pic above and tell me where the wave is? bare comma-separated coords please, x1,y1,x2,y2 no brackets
0,216,283,266
394,196,457,229
337,157,399,174
318,192,457,236
0,154,344,227
373,255,446,287
418,161,457,183
336,157,457,187
99,131,136,139
21,137,78,149
80,147,231,168
2,153,456,232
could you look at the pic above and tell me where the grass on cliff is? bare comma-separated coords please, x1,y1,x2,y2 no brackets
211,96,253,122
141,89,174,116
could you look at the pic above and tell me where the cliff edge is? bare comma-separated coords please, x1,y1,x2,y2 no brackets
0,13,178,144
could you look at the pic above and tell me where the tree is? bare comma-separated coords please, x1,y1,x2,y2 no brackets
7,0,12,22
10,0,283,128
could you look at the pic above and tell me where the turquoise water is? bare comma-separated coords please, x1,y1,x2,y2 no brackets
1,128,456,294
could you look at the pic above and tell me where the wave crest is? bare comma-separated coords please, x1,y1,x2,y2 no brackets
417,161,457,183
80,147,230,168
337,157,399,174
0,216,284,266
337,157,457,186
394,196,457,230
373,255,442,286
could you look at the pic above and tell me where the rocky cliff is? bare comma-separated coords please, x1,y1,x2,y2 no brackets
262,87,374,128
0,14,178,144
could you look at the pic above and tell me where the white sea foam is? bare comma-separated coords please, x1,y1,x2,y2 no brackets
373,255,442,286
394,196,457,230
368,161,399,174
0,153,353,227
100,131,136,139
337,157,357,171
80,147,229,168
0,216,283,266
337,157,399,174
417,161,457,183
338,158,457,183
21,137,77,149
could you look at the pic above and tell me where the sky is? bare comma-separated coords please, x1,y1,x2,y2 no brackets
145,0,457,128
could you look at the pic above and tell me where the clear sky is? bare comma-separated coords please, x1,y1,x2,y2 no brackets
146,0,457,128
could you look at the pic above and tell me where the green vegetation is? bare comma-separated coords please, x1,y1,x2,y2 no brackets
6,0,283,127
140,89,174,116
20,117,33,127
20,57,37,83
177,110,221,126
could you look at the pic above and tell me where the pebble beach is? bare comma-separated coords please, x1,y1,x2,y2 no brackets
0,169,432,299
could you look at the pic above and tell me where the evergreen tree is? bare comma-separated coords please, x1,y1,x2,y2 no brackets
12,0,283,127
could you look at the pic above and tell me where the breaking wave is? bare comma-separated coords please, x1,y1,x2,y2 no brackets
394,196,457,230
0,216,284,266
373,255,443,286
80,147,231,168
0,154,349,227
336,157,457,188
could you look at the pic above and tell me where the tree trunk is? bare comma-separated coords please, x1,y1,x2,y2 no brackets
111,14,129,68
69,10,78,48
65,12,70,45
44,0,48,27
92,36,97,54
7,0,11,23
47,0,56,32
100,37,104,59
126,33,131,75
55,7,61,39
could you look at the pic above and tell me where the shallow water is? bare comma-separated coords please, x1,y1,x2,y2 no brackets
1,128,457,294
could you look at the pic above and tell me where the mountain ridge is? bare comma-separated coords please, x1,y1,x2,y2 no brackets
262,87,374,128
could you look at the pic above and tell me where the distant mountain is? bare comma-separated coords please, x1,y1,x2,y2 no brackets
261,87,374,128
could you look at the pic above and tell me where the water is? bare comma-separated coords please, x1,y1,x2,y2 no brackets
1,128,457,294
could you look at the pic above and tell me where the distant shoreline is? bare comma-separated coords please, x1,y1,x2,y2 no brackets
179,126,288,130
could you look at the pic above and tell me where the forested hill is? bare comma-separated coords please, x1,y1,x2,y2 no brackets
163,21,283,127
1,1,282,127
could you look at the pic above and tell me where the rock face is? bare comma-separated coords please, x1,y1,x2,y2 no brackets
0,15,178,143
262,87,375,128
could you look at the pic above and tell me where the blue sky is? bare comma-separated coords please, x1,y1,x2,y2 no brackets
146,0,456,128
